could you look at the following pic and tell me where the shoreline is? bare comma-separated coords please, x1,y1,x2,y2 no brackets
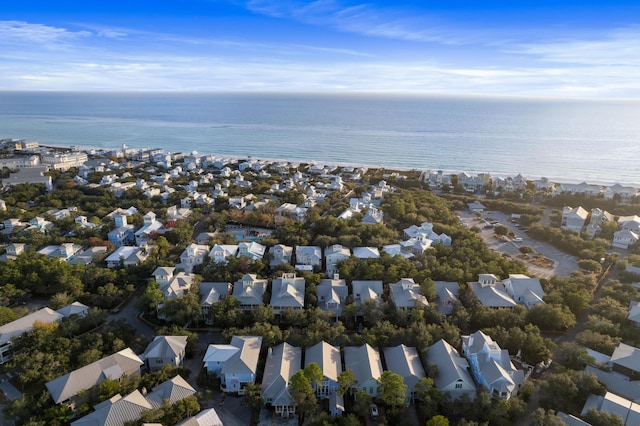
39,142,640,189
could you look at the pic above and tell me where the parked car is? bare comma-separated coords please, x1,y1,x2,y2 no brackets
513,237,523,242
370,404,379,419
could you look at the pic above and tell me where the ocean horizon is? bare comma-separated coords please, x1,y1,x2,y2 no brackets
1,91,639,186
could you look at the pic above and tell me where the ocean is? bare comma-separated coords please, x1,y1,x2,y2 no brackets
1,91,639,186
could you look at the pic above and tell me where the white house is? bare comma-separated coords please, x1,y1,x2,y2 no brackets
561,206,589,232
233,274,268,310
237,241,266,261
209,244,238,264
344,344,383,398
268,244,293,267
270,273,305,314
199,282,232,323
352,247,380,259
324,244,351,276
469,274,517,308
295,246,322,268
178,243,210,273
426,339,476,398
351,280,384,311
305,341,342,399
317,275,349,318
383,344,426,402
203,336,262,394
142,336,188,372
262,343,302,418
434,281,460,315
502,274,545,310
389,278,428,310
0,307,64,363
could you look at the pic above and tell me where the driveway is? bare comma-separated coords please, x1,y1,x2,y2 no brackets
459,210,579,279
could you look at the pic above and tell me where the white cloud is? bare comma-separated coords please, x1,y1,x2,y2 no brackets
0,20,91,48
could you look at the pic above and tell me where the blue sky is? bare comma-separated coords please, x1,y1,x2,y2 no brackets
1,0,639,97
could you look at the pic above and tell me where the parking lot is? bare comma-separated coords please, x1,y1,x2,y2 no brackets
459,210,579,279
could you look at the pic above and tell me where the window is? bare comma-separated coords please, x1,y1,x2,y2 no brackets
455,383,463,389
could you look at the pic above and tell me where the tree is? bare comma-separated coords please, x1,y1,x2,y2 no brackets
304,362,325,389
379,370,408,415
578,259,602,274
137,280,164,315
415,377,442,420
584,408,624,426
526,304,576,331
426,416,450,426
289,370,317,423
242,382,264,411
337,369,356,396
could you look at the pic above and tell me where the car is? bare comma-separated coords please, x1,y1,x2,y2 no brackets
370,404,379,419
513,237,523,242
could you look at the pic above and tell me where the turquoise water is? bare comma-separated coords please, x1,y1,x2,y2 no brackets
1,92,639,185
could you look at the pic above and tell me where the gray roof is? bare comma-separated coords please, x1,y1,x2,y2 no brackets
317,278,348,315
389,278,428,309
176,408,224,426
46,347,144,403
146,375,196,408
270,273,305,309
233,274,268,307
220,336,263,377
0,307,63,346
470,281,516,308
142,336,188,360
611,343,640,373
383,344,425,393
199,282,232,306
351,281,383,307
71,390,152,426
426,339,475,395
344,344,383,385
435,282,459,315
352,247,380,259
305,341,342,382
262,343,302,406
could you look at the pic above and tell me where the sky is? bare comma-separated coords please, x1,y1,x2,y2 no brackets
1,0,640,97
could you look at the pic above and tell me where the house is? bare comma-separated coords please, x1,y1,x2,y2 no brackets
561,206,589,232
467,201,486,213
389,278,428,310
502,274,545,310
105,246,149,268
317,275,349,317
382,244,414,259
199,282,232,323
46,347,144,404
352,247,380,259
176,408,224,426
37,243,83,262
195,232,216,245
203,335,262,394
295,245,322,268
361,207,384,225
233,274,268,310
604,184,639,203
71,376,196,426
270,273,305,314
178,243,210,273
344,344,383,397
468,274,517,308
403,222,452,247
1,243,26,261
70,390,153,426
56,302,89,319
629,301,640,327
610,343,640,378
107,213,135,247
383,344,426,402
262,343,302,418
142,335,188,372
268,244,293,267
135,211,163,246
585,208,614,238
237,241,266,261
619,215,640,234
434,281,459,315
209,244,238,264
581,391,640,426
68,246,109,266
426,339,476,398
0,307,64,363
324,244,351,276
462,331,524,400
613,229,640,250
305,341,342,400
351,280,384,310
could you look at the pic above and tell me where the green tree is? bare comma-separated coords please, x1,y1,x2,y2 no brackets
338,369,356,396
527,304,576,331
137,280,164,315
289,369,317,423
242,382,264,411
426,415,450,426
379,370,408,415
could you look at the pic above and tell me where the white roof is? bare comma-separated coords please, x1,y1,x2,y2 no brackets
56,302,89,318
176,408,223,426
352,247,380,259
383,344,425,392
344,344,383,385
0,307,63,346
143,336,188,360
203,344,239,364
470,281,516,308
270,274,305,309
262,343,302,406
305,341,342,382
46,347,143,403
426,339,475,394
220,336,262,377
611,343,640,373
